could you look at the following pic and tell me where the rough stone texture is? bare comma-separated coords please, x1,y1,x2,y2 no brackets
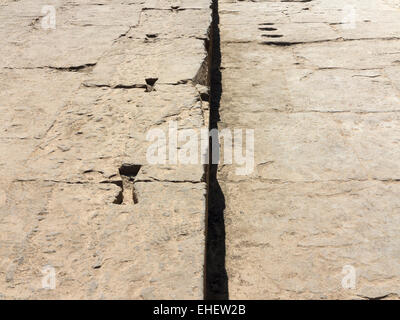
3,0,400,301
219,0,400,299
0,0,211,299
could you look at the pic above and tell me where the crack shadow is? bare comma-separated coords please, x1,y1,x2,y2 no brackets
205,0,229,300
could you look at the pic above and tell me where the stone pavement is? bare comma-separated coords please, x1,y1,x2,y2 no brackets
0,0,211,299
2,0,400,300
218,0,400,299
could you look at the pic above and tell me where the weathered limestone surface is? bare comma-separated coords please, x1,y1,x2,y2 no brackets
0,0,211,299
219,0,400,299
3,0,400,301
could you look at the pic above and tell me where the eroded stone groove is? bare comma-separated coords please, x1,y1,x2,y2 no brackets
205,0,228,300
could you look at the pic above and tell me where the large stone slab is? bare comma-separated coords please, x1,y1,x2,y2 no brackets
219,0,400,299
0,0,211,299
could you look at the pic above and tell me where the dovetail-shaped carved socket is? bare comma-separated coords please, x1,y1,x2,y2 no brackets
113,164,142,205
145,78,158,92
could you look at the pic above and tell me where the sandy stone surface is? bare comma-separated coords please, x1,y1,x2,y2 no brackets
2,0,400,301
0,0,211,299
218,0,400,299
